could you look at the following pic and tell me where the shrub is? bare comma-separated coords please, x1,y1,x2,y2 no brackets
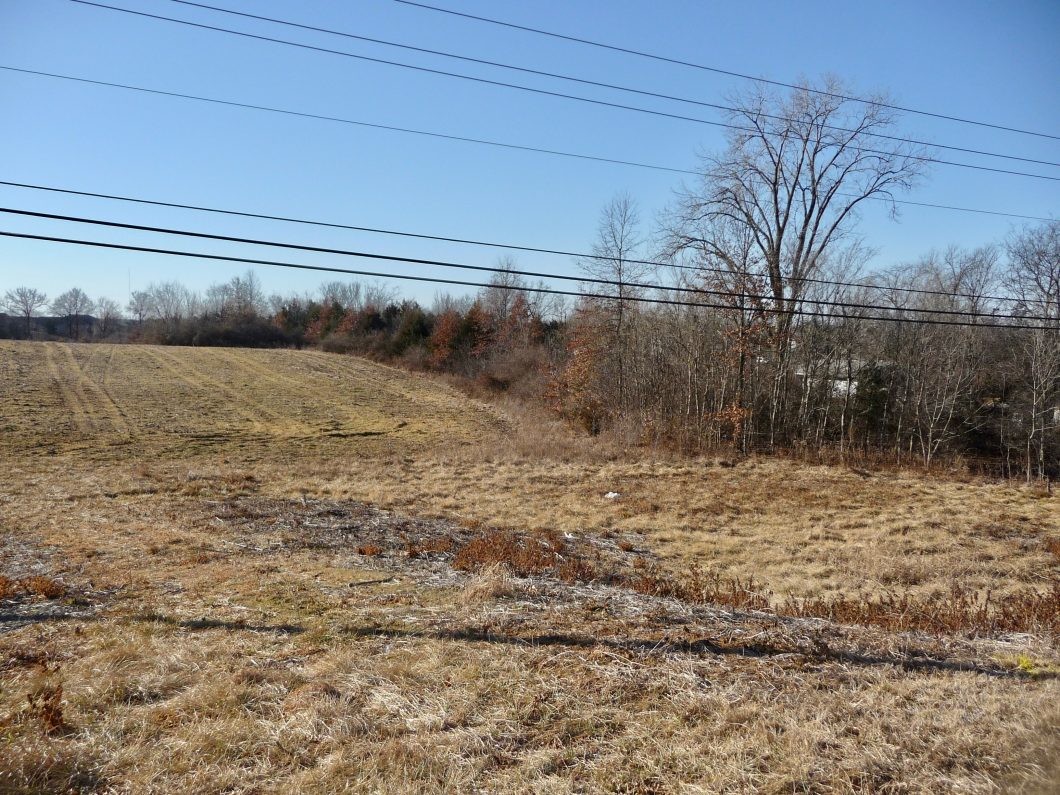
20,576,66,599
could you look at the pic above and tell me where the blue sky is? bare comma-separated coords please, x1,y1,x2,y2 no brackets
1,0,1057,309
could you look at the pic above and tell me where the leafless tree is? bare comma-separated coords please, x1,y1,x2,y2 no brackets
481,256,527,319
580,193,650,411
1006,221,1060,479
95,297,123,338
148,282,193,331
2,286,48,336
668,77,927,446
51,287,93,339
127,290,155,326
319,281,363,311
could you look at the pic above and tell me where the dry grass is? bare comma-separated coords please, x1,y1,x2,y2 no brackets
0,341,1057,793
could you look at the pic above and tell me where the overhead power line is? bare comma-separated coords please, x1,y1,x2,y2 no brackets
0,206,1051,323
5,68,1051,226
393,0,1060,142
164,0,1059,169
0,180,1044,304
65,0,1060,182
1,228,1048,329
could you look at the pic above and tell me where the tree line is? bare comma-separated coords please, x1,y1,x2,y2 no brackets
2,79,1056,477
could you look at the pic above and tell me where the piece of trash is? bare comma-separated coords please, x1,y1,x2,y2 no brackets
604,492,620,499
563,532,576,540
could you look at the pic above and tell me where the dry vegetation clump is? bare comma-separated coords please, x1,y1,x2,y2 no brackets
779,583,1060,636
355,543,384,557
629,565,1060,636
452,529,560,577
629,566,772,611
2,576,68,600
22,664,69,736
1045,537,1060,562
0,574,18,600
461,562,517,603
404,535,455,558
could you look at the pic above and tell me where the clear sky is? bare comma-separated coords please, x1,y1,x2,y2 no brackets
1,0,1057,309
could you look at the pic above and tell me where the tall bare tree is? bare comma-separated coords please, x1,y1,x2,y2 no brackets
669,77,927,446
580,193,650,411
1006,221,1060,479
2,286,48,336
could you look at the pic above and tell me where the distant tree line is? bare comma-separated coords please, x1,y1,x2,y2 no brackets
2,79,1056,478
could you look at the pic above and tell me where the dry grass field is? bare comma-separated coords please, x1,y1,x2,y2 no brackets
1,340,1057,793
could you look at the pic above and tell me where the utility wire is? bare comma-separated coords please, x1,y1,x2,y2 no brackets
1,64,699,175
4,66,1053,226
2,228,1048,329
0,206,1051,322
393,0,1060,142
65,0,1060,182
165,0,1058,169
0,180,1043,304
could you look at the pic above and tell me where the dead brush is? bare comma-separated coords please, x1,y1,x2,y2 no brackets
25,664,68,736
780,583,1060,635
558,558,596,583
0,575,19,599
405,535,455,558
356,543,384,557
1044,538,1060,562
461,562,517,602
633,564,1060,635
452,529,558,577
20,576,66,599
628,565,771,612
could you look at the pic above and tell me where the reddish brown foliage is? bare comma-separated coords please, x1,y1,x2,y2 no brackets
26,666,68,736
453,530,559,577
20,576,66,599
405,536,455,558
0,575,18,600
627,565,1060,636
356,544,384,557
779,584,1060,636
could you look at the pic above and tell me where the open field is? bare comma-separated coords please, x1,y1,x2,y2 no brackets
1,341,1058,793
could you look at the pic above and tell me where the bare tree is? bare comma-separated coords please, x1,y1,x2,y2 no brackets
1006,221,1060,479
148,282,193,331
127,290,155,326
95,297,123,338
669,77,927,446
2,286,48,336
481,256,527,319
580,193,650,411
51,287,93,339
319,281,363,311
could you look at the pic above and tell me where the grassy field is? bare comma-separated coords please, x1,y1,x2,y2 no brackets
0,340,1057,793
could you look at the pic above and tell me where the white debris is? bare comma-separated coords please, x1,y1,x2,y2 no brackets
604,492,621,499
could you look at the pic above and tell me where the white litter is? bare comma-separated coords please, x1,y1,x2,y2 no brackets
604,492,621,499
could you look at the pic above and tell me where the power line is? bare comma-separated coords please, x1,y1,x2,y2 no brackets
0,180,1042,304
65,0,1060,183
165,0,1059,169
1,206,1051,323
393,0,1060,143
1,65,695,174
1,228,1048,329
4,67,1053,225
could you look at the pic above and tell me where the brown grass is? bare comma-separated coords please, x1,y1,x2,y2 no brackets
0,341,1057,793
